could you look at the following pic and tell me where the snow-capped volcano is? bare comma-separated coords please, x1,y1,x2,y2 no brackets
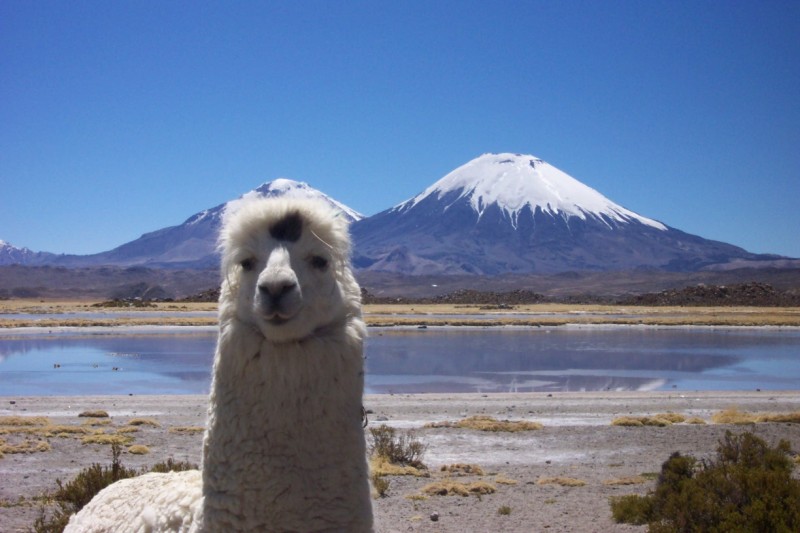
351,153,771,275
399,153,665,230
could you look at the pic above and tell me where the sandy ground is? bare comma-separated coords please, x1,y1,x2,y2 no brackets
2,391,799,532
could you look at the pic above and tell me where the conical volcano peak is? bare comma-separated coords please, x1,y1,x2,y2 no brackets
399,152,666,230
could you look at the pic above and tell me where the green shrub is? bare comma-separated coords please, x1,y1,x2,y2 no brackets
368,424,426,469
610,431,800,532
34,444,199,532
34,443,137,532
148,457,197,473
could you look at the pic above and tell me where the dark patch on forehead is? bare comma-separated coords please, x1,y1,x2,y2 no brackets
269,211,304,242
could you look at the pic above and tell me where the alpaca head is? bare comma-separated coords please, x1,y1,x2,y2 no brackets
218,196,360,343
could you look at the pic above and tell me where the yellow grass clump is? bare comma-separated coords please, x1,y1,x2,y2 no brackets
685,417,707,425
78,410,109,418
708,408,800,425
604,476,649,486
370,455,430,478
0,423,90,438
128,444,150,455
81,418,112,426
611,413,689,427
116,426,139,434
169,426,205,435
656,413,687,424
495,475,519,486
127,418,161,427
711,408,758,425
0,416,50,427
440,463,485,476
426,415,543,432
81,434,132,446
537,476,587,487
47,425,91,437
421,480,496,497
0,439,51,454
760,411,800,424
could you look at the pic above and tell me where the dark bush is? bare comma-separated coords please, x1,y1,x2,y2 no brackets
611,431,800,532
34,444,198,533
369,424,427,469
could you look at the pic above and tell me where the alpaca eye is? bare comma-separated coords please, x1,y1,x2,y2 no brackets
309,255,328,270
240,258,256,272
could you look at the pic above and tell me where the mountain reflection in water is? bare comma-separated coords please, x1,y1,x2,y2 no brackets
1,327,799,395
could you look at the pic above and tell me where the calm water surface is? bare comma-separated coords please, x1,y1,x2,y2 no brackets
1,327,799,395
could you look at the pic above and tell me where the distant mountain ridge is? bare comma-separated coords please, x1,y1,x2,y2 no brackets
2,179,362,269
1,154,793,274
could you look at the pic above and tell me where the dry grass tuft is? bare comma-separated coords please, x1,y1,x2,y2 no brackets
685,417,707,425
0,416,50,427
49,425,91,437
168,426,205,435
611,416,644,427
0,423,91,438
760,411,800,424
421,480,496,497
611,413,690,427
656,413,686,424
126,418,160,427
495,475,519,485
426,415,542,432
711,408,758,425
370,455,430,478
604,476,649,486
116,426,139,434
0,439,51,454
537,476,587,487
440,463,485,476
81,418,112,426
127,445,150,455
81,434,132,446
712,408,800,425
78,410,109,418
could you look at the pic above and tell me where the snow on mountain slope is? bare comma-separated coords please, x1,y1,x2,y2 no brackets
397,153,665,230
187,179,363,227
224,178,363,222
351,152,776,275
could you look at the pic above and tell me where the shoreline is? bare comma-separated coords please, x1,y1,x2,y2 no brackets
2,391,799,532
1,321,799,338
2,301,800,329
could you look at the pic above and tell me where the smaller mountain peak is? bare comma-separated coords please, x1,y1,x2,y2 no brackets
255,178,309,195
237,178,363,222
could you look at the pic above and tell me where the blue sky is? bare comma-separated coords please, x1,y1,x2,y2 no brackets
2,0,798,257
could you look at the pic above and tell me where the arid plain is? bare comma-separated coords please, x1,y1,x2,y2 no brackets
1,300,799,532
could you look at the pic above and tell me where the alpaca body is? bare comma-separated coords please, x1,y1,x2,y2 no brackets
64,471,202,532
65,197,374,532
202,316,371,531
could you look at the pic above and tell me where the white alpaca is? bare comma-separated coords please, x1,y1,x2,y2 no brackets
65,197,373,532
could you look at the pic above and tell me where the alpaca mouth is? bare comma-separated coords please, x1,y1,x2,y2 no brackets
263,310,296,326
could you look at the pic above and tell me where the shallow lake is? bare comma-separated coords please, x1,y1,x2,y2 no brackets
0,327,799,396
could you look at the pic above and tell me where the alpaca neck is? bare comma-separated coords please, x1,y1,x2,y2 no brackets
201,317,372,532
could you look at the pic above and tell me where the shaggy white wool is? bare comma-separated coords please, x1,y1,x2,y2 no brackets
64,471,202,532
65,197,373,532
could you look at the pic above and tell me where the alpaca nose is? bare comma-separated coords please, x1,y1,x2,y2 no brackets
258,280,297,305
